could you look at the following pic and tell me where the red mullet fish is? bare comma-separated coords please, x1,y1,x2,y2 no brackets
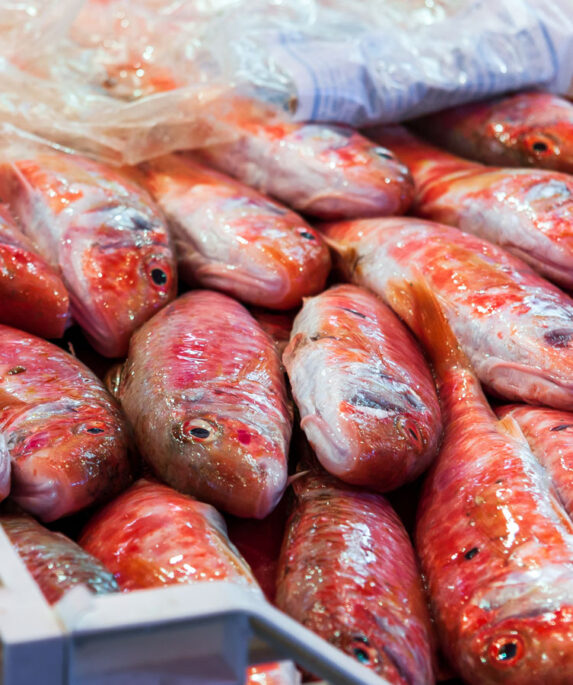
368,125,573,290
275,467,435,685
321,217,573,410
0,151,177,357
413,91,573,174
1,515,118,604
196,97,414,220
139,155,330,309
0,204,69,338
406,277,573,685
283,284,441,491
111,291,292,518
0,325,130,520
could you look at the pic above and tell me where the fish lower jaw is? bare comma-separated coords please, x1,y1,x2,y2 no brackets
501,242,573,291
300,413,353,476
479,359,573,410
10,469,70,522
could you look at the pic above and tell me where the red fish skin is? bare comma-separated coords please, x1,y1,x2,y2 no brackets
368,125,573,290
283,284,441,491
1,515,118,604
496,405,573,518
402,277,573,685
412,91,573,174
0,205,69,339
0,325,130,521
80,479,259,591
0,152,177,357
320,217,573,410
116,291,292,519
195,97,414,220
139,155,331,310
275,468,435,685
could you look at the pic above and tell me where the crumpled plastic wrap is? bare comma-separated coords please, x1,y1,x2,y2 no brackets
0,0,572,164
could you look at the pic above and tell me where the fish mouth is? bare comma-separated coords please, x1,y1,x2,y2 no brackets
10,464,68,522
68,291,128,358
296,184,411,219
300,412,353,477
189,261,291,308
501,242,573,291
479,358,573,410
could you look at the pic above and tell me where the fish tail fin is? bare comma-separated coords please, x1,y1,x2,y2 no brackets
388,270,471,381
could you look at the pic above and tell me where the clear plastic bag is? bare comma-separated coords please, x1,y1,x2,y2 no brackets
0,0,572,164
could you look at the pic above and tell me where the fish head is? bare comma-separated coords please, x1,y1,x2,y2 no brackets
289,125,415,218
64,204,177,357
466,607,573,683
169,411,288,518
7,400,129,521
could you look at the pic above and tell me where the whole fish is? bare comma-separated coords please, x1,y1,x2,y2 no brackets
321,217,573,410
275,467,435,685
138,155,330,309
0,324,130,521
113,291,292,518
0,151,177,357
246,662,300,685
80,479,259,591
407,277,573,685
2,515,118,604
0,205,69,339
496,404,573,517
283,284,441,491
413,91,573,173
196,97,414,220
368,125,573,289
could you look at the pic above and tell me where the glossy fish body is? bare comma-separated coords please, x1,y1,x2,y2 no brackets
0,205,69,339
368,125,573,289
413,92,573,173
0,152,177,357
496,405,573,518
80,479,259,591
321,217,573,410
2,515,118,604
283,284,441,490
196,97,414,220
275,468,435,685
115,291,292,518
139,155,330,309
408,278,573,685
0,325,130,521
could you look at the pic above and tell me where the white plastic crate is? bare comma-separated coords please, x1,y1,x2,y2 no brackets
0,527,388,685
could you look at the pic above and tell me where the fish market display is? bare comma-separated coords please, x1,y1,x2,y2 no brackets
496,404,573,518
322,217,573,410
196,97,414,220
406,277,573,685
0,325,130,521
413,91,573,173
276,467,435,685
139,155,330,309
1,515,118,604
368,125,573,289
283,284,441,490
0,151,177,357
0,205,69,339
113,291,292,518
80,479,259,591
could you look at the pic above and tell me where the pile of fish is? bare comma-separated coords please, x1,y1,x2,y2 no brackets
2,89,573,685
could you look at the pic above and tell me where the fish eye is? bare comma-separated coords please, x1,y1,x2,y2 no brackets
373,146,394,160
297,228,316,240
488,635,524,666
146,258,172,290
85,423,106,435
151,268,168,285
353,647,370,663
180,418,217,443
532,141,548,153
7,366,26,375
